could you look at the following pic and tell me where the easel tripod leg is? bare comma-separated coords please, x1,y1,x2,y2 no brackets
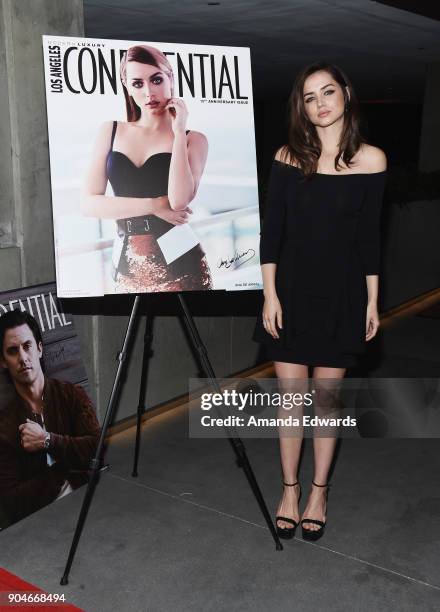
61,295,141,585
177,293,282,550
132,308,154,477
60,467,100,585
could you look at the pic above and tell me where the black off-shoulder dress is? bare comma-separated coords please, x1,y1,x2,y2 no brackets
252,159,387,367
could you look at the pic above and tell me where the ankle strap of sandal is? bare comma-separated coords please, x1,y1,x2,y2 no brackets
283,481,299,487
312,480,330,488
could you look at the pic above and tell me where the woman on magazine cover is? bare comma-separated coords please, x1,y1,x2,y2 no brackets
253,62,387,541
82,44,213,293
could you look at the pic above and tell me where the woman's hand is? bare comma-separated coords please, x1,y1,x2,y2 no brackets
262,293,283,339
365,302,380,341
153,196,193,225
165,98,188,135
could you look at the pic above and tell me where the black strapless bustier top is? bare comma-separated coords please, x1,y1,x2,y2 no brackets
106,121,189,237
106,150,172,199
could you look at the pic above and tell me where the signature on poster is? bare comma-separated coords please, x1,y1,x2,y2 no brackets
218,248,255,269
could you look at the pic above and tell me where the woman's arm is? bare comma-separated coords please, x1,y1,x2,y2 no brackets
260,147,290,339
262,263,282,338
80,121,169,219
166,98,208,210
356,146,387,279
356,146,387,340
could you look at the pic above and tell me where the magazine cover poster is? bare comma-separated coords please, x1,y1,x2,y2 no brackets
0,283,94,529
42,35,262,297
0,283,89,404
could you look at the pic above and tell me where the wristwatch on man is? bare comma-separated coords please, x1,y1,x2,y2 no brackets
43,432,51,450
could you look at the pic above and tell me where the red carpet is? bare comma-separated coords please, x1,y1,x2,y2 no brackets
0,568,85,611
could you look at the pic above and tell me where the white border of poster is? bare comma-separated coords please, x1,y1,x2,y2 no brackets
42,35,263,297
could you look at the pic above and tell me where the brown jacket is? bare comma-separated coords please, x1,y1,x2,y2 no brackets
0,378,100,526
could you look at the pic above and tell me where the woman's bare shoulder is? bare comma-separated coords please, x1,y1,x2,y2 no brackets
90,121,116,154
357,144,387,173
187,130,208,146
99,120,115,133
274,145,298,167
94,120,115,142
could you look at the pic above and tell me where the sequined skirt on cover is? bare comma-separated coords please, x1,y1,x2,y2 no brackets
114,234,213,293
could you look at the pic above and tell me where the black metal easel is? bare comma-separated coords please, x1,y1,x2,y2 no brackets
61,293,281,585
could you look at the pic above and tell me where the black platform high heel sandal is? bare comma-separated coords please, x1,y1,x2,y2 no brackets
275,481,301,540
301,481,330,542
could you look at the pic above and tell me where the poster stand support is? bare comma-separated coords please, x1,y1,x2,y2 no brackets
61,293,282,586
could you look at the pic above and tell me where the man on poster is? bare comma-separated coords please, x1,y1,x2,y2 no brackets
0,310,101,527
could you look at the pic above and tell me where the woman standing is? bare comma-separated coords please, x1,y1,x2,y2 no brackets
253,62,387,540
82,44,212,293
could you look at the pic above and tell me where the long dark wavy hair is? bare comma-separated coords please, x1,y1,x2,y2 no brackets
120,45,174,122
280,62,364,176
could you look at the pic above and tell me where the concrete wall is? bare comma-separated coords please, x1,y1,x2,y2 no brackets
0,0,85,287
419,63,440,173
85,301,261,423
380,199,440,310
0,0,262,424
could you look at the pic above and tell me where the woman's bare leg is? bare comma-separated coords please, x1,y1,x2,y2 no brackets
274,361,308,529
301,365,346,532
